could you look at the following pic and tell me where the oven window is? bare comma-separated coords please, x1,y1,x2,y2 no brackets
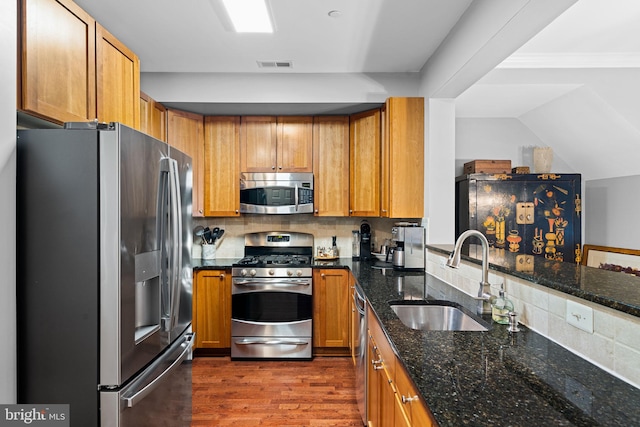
232,291,312,322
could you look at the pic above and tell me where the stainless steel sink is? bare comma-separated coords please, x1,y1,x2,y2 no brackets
389,302,488,332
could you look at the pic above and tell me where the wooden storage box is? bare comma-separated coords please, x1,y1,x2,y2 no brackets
512,166,530,174
463,160,511,174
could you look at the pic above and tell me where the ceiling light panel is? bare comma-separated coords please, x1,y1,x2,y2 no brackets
222,0,274,33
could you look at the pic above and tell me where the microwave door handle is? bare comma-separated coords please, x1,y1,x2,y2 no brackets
168,158,182,332
295,183,299,212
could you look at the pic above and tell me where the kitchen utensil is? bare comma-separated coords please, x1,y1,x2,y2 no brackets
202,227,213,244
194,227,207,244
212,228,225,244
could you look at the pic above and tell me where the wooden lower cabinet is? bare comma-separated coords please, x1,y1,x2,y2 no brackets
193,270,231,350
313,269,350,355
367,305,435,427
367,331,395,427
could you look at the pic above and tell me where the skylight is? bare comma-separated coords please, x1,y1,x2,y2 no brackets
221,0,274,33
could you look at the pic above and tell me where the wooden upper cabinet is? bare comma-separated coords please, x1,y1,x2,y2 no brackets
96,23,140,129
240,116,277,172
19,0,96,123
313,116,350,216
277,116,313,172
240,116,313,173
204,116,241,217
140,91,166,141
349,109,381,217
383,97,424,218
167,109,205,217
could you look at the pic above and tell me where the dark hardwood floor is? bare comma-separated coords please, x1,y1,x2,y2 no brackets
191,356,363,426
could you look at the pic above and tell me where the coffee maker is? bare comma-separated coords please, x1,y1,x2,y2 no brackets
359,221,372,261
391,225,425,271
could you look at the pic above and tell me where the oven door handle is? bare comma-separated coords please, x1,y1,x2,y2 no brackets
295,182,299,212
233,280,311,287
235,338,310,346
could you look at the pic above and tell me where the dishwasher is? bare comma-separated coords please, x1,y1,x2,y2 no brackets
353,283,367,425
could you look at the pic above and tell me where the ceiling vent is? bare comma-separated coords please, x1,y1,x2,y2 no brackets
257,60,293,69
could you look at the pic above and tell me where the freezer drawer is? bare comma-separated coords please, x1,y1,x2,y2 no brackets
100,332,193,427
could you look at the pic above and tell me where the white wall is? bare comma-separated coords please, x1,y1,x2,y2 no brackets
1,0,17,403
585,175,640,249
455,117,574,176
141,72,420,104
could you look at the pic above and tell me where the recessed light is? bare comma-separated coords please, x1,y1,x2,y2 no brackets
222,0,274,33
328,10,342,18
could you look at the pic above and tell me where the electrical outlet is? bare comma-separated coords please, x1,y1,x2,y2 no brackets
566,300,593,333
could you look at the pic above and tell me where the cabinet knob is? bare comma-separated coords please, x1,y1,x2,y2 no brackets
321,273,326,278
401,395,418,404
278,166,282,170
235,210,239,214
272,166,276,170
314,209,318,214
219,273,225,279
199,209,203,214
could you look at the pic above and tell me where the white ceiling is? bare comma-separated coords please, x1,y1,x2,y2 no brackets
73,0,640,120
73,0,472,74
456,0,640,119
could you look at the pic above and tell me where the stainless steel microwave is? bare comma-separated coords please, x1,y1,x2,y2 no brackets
240,172,314,214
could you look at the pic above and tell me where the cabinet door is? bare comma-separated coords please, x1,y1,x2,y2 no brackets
384,97,424,218
395,364,434,427
193,270,231,349
350,109,381,217
204,116,241,217
96,23,140,129
313,116,350,216
139,91,166,142
167,109,205,217
277,116,313,172
20,0,96,123
240,116,277,172
313,269,350,351
367,333,395,427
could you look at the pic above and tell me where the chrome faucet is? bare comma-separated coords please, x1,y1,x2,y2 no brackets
446,230,494,315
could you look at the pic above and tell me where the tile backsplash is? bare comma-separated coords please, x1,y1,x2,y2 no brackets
192,216,403,259
426,250,640,389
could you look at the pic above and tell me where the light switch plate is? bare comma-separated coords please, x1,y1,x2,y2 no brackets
566,300,593,333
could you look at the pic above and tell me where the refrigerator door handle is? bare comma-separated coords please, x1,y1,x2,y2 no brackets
123,332,194,408
167,158,183,332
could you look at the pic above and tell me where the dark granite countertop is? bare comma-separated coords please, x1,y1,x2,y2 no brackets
193,257,640,426
427,244,640,318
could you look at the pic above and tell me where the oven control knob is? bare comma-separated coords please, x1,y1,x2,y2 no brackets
296,269,303,277
268,269,275,276
240,269,248,277
287,270,293,277
249,269,257,277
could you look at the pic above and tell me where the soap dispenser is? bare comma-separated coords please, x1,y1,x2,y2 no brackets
491,284,514,324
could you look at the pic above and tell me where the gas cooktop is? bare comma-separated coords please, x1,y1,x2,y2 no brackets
234,254,311,267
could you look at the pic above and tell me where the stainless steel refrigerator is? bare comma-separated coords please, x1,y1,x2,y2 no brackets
16,122,193,427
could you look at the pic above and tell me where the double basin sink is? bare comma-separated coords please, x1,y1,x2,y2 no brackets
389,300,488,332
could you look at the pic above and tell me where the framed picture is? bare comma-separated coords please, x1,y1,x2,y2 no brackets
582,244,640,276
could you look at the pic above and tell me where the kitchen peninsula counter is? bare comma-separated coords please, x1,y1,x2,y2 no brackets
193,257,640,426
427,244,640,318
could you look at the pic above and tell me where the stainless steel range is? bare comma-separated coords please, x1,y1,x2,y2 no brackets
231,231,314,359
